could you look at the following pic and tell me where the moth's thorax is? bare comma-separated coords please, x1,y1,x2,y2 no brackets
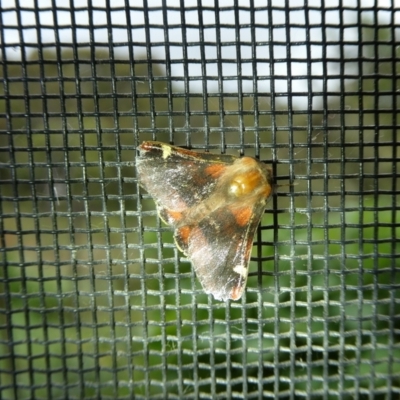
226,157,273,200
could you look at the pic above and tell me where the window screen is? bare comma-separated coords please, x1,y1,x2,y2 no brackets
0,1,399,399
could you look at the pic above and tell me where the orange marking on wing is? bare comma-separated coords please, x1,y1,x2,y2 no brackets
166,210,184,222
204,164,226,178
230,206,253,227
177,225,192,247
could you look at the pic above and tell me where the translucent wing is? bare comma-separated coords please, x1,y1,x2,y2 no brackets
174,201,267,301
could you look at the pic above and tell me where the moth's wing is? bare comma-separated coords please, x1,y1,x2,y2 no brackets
174,200,267,301
136,141,237,224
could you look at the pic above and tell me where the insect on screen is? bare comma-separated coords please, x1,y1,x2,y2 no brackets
0,1,399,399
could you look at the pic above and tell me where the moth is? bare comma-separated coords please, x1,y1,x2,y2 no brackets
136,141,274,301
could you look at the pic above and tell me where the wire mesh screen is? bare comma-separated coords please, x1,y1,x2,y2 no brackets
0,1,399,399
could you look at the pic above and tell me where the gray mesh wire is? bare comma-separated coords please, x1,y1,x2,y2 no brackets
0,2,399,399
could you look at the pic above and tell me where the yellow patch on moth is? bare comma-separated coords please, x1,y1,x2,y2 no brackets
161,144,172,159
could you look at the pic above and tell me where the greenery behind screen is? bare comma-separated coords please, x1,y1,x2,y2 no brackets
0,26,399,398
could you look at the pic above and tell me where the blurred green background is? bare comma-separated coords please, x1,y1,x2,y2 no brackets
0,25,399,399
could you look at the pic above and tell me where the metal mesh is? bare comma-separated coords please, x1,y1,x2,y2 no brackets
0,1,399,399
